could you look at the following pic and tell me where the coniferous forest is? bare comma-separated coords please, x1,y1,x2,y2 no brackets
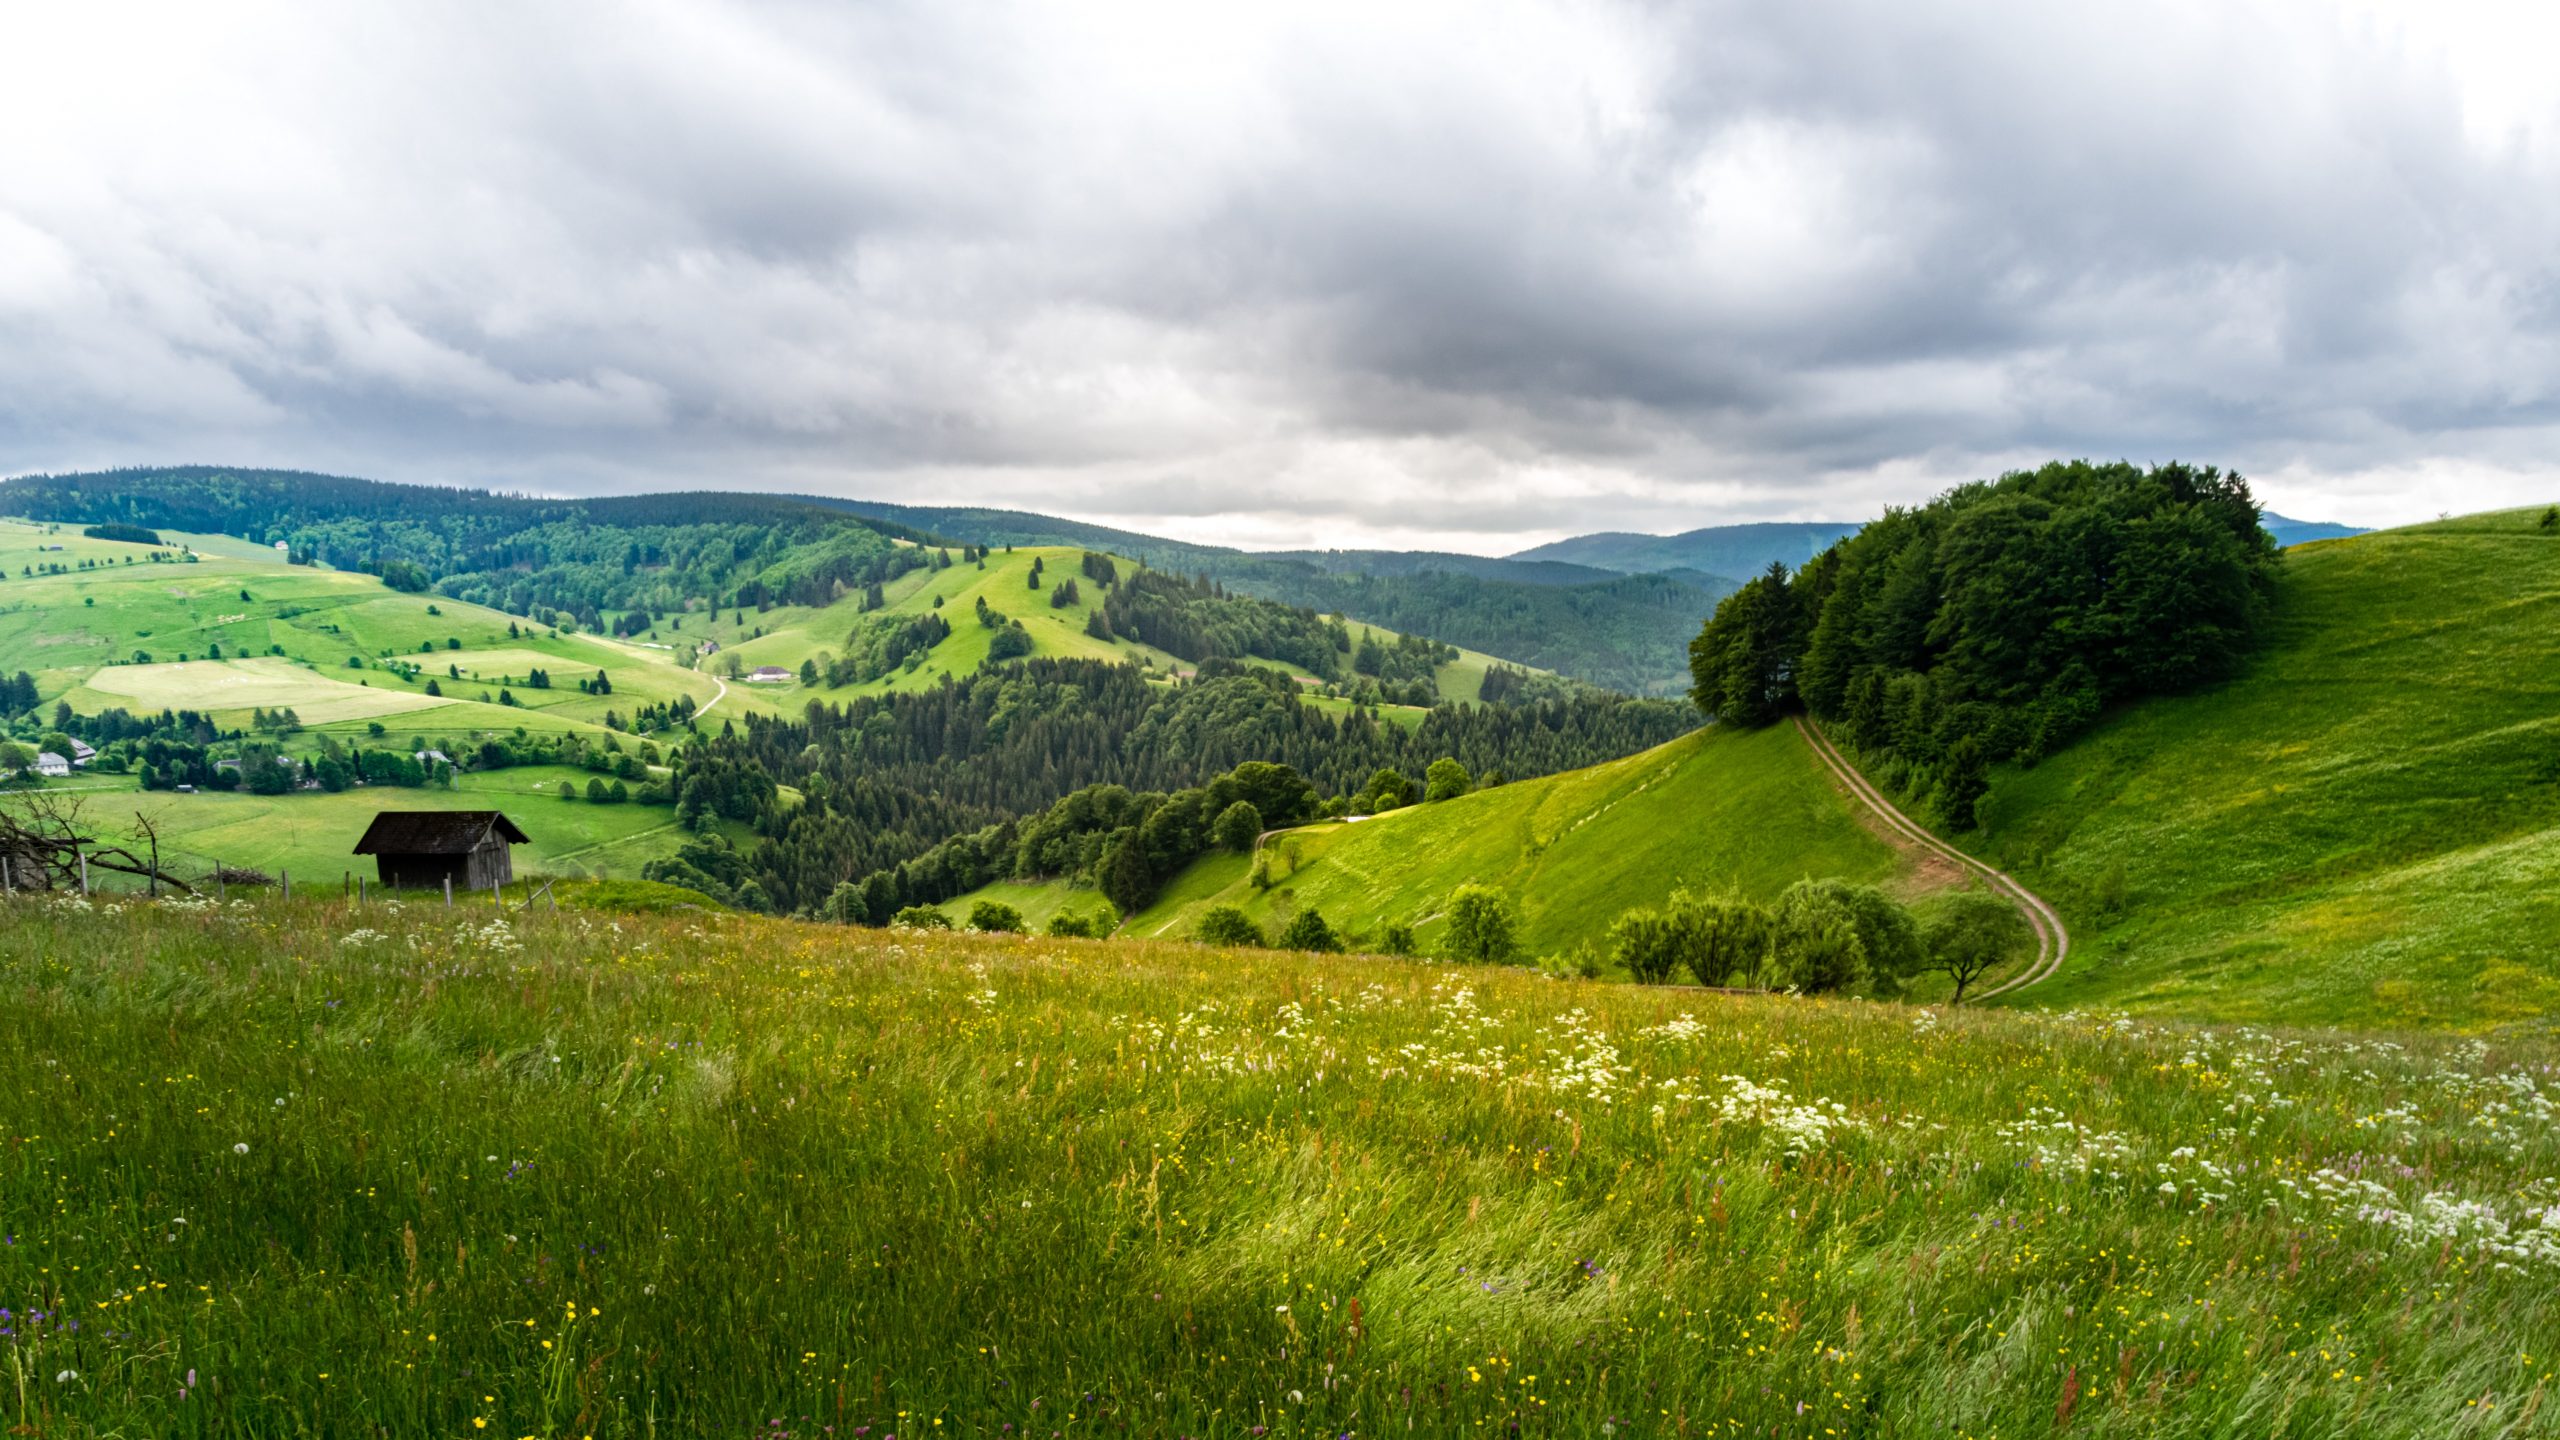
647,657,1695,914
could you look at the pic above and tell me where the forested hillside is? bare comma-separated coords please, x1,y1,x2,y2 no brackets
1509,519,1860,577
1689,460,2280,826
822,498,1725,692
650,658,1695,913
5,469,1729,692
0,466,935,629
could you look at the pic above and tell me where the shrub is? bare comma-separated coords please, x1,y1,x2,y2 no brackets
1194,906,1263,948
1670,890,1774,988
967,900,1026,934
1376,922,1416,956
1772,879,1922,995
1922,890,2032,1003
1046,911,1097,938
985,622,1035,662
1538,944,1604,981
1361,767,1412,812
1769,882,1869,993
1424,756,1471,802
1211,800,1263,854
889,905,954,931
1440,885,1521,965
1607,907,1685,984
1275,907,1341,953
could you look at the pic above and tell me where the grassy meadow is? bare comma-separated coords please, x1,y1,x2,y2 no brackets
685,544,1523,711
1102,723,1949,956
0,517,719,743
1969,509,2560,1029
3,524,1492,746
33,766,712,884
4,891,2558,1436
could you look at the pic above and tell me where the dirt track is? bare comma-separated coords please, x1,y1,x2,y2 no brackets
1791,716,2068,999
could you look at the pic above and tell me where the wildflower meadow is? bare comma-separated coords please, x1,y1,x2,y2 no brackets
2,891,2556,1436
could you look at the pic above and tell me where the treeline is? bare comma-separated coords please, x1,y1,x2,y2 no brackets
1094,571,1348,679
817,759,1320,925
1603,883,2025,1002
821,499,1731,694
0,467,932,630
1277,569,1715,695
81,522,162,545
644,658,1694,913
1689,461,2279,826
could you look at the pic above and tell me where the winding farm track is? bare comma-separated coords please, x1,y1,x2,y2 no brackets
568,630,731,717
1791,716,2070,1000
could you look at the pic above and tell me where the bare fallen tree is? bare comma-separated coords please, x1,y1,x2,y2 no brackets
0,792,198,896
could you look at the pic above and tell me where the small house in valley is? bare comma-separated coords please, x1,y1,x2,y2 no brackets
354,810,529,891
32,752,69,778
745,665,792,683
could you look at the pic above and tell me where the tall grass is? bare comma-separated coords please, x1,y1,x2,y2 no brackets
3,891,2556,1436
1973,508,2560,1027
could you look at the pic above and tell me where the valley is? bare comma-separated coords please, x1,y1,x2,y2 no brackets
4,466,2555,1440
7,473,2551,1033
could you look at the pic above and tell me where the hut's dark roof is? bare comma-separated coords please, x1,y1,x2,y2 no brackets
353,811,530,855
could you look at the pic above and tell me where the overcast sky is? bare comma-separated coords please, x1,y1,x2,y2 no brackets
5,1,2558,552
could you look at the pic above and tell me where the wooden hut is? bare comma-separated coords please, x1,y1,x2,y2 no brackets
354,811,529,891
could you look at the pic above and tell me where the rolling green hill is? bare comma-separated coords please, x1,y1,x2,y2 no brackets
493,540,1504,716
944,722,1972,962
0,517,709,742
1963,508,2560,1028
32,764,713,883
1,520,1490,734
927,504,2560,1030
822,498,1728,693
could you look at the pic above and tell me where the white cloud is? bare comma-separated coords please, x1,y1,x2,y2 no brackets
1,0,2556,547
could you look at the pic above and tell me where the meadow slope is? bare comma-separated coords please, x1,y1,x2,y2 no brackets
1968,508,2560,1029
0,517,714,742
1109,722,1962,956
1,522,1474,731
3,892,2555,1436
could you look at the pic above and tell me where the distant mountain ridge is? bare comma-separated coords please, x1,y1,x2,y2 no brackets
2259,513,2368,546
1515,509,2364,575
805,499,1641,588
1508,520,1863,578
813,499,1729,695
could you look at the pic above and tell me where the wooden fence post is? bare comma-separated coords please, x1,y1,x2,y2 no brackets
359,875,368,905
443,875,453,907
77,847,88,896
281,870,290,902
216,861,226,902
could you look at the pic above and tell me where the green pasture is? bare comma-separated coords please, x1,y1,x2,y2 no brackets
1106,721,1928,953
1972,507,2560,1028
42,766,691,883
0,516,717,740
3,895,2553,1435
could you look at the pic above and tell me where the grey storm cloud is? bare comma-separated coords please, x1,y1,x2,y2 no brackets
2,0,2557,549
